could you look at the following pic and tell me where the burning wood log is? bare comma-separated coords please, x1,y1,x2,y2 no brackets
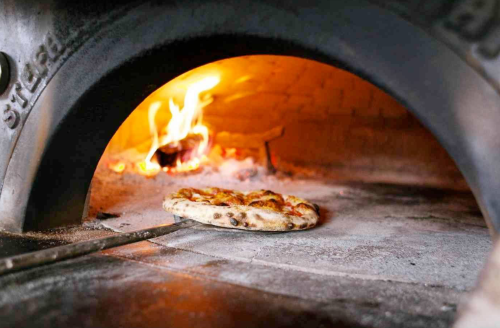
155,133,203,167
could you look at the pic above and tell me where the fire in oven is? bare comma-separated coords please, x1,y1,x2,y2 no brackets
1,1,500,328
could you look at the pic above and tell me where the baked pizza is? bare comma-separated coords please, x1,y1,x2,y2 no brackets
163,187,320,231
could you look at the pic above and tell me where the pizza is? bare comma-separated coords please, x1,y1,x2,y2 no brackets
163,187,320,231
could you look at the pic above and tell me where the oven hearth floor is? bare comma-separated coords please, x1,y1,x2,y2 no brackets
0,171,492,328
90,170,490,291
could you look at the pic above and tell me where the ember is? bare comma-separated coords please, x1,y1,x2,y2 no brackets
108,161,126,173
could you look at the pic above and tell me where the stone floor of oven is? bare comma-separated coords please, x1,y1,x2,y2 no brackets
0,239,477,328
0,182,493,328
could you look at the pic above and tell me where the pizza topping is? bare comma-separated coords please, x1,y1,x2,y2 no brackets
176,188,194,199
248,199,283,212
245,190,284,205
211,194,244,206
207,187,239,196
164,187,319,231
285,195,303,205
287,209,303,217
174,188,313,216
245,190,264,202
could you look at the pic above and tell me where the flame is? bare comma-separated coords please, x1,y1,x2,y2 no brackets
138,76,220,176
137,101,162,176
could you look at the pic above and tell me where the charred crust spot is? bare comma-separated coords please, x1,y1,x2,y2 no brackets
213,213,222,219
287,223,294,230
226,212,234,218
219,203,229,207
243,222,249,227
313,203,320,214
300,223,308,229
239,212,247,219
230,218,239,226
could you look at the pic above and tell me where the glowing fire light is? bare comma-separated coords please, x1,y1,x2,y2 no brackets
109,161,126,173
138,76,220,176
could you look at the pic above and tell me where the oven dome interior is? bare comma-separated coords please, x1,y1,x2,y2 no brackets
101,55,467,190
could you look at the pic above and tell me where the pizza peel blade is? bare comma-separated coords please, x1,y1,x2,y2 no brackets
0,218,199,276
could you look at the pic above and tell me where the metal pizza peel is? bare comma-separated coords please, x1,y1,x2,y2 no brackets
0,215,198,276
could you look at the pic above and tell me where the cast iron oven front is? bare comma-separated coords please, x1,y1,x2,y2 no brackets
0,0,500,233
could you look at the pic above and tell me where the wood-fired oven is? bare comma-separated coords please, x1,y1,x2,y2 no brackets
1,1,500,327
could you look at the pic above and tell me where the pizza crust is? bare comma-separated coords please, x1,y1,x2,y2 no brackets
163,189,319,231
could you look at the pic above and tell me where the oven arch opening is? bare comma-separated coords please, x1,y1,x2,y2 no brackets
0,1,498,238
85,53,487,252
0,2,498,326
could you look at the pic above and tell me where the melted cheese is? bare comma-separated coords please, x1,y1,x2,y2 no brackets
174,187,316,217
